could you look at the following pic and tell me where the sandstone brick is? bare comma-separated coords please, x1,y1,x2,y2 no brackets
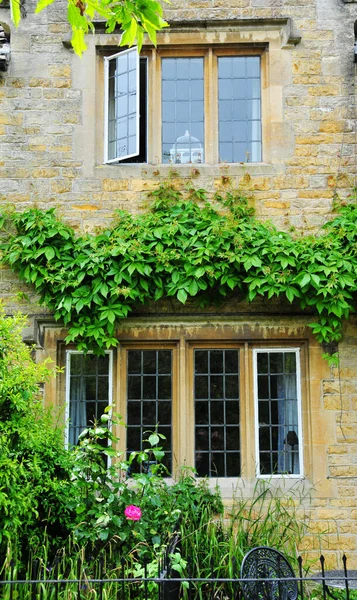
71,205,100,211
53,79,72,88
29,78,52,88
0,113,23,126
32,168,59,178
51,180,72,194
102,179,130,192
48,66,71,78
292,59,321,75
264,201,290,209
296,134,335,144
47,146,72,153
298,190,334,198
319,122,346,134
309,85,340,96
29,145,47,152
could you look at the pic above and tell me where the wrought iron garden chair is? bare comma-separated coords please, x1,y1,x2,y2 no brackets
240,546,298,600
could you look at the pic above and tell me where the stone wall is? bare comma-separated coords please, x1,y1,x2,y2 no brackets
1,0,357,566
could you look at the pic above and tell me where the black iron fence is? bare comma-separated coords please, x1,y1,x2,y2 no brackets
1,554,357,599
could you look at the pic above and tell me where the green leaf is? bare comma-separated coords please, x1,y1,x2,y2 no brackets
298,273,311,288
188,279,198,296
10,0,21,27
148,433,159,446
35,0,55,14
195,267,205,278
71,28,87,57
120,19,138,47
44,246,55,261
177,289,187,304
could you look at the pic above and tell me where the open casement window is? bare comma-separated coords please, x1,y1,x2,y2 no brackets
65,351,113,448
104,47,262,165
104,47,147,163
253,349,303,477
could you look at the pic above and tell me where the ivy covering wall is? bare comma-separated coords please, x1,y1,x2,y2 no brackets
1,183,356,354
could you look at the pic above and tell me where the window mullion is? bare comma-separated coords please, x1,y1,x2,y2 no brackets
205,48,217,164
152,48,161,163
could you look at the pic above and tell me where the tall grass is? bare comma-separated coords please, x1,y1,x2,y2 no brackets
179,480,312,598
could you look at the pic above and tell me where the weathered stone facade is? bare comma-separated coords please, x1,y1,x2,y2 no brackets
1,0,357,566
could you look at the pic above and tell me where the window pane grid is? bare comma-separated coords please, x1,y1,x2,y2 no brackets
218,56,262,163
68,353,110,447
257,351,300,476
162,57,204,164
127,350,172,474
107,49,139,161
194,349,240,478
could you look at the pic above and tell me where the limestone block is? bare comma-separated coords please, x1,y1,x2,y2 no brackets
102,179,130,192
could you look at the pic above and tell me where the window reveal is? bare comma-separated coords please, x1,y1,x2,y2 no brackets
194,349,240,477
126,349,172,474
254,349,302,476
104,48,262,164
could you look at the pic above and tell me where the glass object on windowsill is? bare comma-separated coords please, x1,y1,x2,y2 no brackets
169,130,203,164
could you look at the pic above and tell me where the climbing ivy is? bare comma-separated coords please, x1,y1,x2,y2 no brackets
1,183,357,353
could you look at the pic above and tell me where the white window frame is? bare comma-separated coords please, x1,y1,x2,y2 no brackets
253,348,303,479
104,47,140,163
65,350,113,448
103,47,263,165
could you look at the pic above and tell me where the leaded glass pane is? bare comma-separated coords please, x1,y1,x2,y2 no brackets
194,349,240,477
218,56,261,163
106,48,142,162
162,57,204,164
68,353,110,448
126,349,172,474
256,351,300,475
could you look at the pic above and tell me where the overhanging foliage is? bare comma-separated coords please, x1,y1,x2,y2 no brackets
1,183,357,353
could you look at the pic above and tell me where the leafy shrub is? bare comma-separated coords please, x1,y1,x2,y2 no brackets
0,305,74,561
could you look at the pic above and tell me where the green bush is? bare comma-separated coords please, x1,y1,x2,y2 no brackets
0,305,73,561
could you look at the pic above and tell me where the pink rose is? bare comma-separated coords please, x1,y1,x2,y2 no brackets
124,504,142,521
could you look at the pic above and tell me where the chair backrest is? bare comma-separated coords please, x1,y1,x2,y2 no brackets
240,546,298,600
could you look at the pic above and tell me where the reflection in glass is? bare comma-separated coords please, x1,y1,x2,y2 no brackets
218,56,261,163
162,57,204,164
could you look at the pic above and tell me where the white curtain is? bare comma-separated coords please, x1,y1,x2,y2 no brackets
277,374,299,474
69,377,87,447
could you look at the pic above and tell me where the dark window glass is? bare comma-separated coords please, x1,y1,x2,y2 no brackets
194,349,240,477
127,349,172,474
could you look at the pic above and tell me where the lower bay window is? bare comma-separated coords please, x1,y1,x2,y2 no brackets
65,343,303,478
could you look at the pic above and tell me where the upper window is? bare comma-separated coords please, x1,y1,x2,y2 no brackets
104,47,262,165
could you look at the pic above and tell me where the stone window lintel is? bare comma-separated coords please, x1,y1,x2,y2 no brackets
62,18,301,51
